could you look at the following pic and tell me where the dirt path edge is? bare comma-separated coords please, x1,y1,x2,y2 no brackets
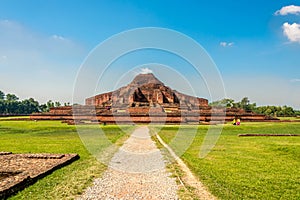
156,134,217,200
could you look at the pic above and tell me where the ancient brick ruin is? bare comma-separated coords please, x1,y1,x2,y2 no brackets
0,152,79,199
86,73,208,109
31,73,277,123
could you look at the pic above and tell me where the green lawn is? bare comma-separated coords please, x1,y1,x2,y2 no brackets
157,122,300,199
2,121,300,199
0,116,30,120
0,121,132,199
278,116,300,121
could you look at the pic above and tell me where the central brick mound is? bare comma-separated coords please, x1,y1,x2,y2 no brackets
0,152,79,199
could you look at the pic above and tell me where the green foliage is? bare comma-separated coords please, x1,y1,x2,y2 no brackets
64,102,71,106
0,95,40,115
0,100,6,113
210,97,298,117
39,100,57,112
157,123,300,199
210,97,256,111
6,93,19,101
209,98,234,108
54,101,61,107
0,90,69,115
0,90,4,100
255,105,296,117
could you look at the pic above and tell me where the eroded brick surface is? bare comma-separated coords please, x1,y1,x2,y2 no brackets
0,153,79,199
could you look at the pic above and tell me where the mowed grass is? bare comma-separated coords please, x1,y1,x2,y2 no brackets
278,116,300,121
157,122,300,199
0,116,30,120
0,121,133,199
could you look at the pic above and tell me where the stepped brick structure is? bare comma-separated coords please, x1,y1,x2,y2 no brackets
85,73,208,109
30,73,277,124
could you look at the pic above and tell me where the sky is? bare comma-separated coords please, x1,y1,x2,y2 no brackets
0,0,300,108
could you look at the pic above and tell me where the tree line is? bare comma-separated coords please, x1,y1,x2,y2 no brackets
0,90,70,115
210,97,300,117
1,90,298,117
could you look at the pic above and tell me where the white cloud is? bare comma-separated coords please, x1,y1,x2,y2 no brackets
290,78,300,82
0,19,17,27
282,22,300,43
220,41,234,47
51,34,67,41
220,42,227,47
275,5,300,15
140,67,153,74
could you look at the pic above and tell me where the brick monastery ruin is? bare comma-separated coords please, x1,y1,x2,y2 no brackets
31,73,276,123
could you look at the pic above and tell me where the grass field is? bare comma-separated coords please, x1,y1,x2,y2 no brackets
0,116,30,120
277,116,300,120
1,121,300,199
0,121,133,199
156,122,300,199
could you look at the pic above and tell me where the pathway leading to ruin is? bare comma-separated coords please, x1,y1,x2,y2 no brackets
78,126,178,200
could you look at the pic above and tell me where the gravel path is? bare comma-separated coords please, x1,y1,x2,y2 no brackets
78,126,178,200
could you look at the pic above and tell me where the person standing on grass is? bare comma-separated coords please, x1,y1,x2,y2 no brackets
232,118,236,125
236,118,241,125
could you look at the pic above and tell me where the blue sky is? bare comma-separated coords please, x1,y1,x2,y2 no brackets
0,0,300,108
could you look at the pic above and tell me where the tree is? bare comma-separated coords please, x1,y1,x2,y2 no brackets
64,102,71,106
6,94,19,101
209,98,235,108
240,97,250,110
210,97,298,117
54,101,61,107
0,90,67,115
46,100,54,108
222,98,235,107
44,100,55,112
39,104,48,112
282,106,294,116
0,90,4,100
5,100,20,114
265,108,272,116
241,97,249,106
21,98,40,114
0,100,5,114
